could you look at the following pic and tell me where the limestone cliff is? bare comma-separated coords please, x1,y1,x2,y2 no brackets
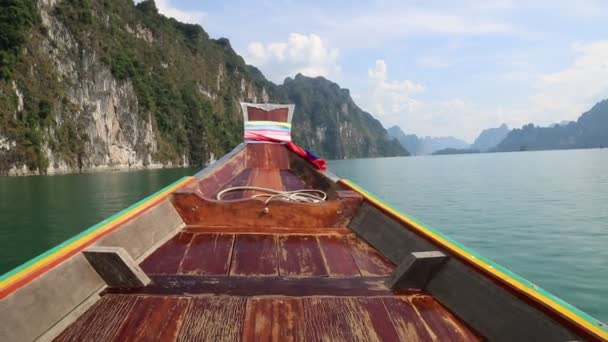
0,0,405,176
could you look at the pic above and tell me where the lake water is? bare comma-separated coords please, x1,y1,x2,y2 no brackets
0,149,606,323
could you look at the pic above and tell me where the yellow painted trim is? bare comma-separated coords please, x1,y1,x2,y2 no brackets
341,179,608,340
246,120,292,128
0,176,194,292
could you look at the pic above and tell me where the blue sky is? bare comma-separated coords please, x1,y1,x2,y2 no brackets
147,0,608,142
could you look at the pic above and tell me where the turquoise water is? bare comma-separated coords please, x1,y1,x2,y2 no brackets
0,168,195,275
329,149,608,323
0,149,606,323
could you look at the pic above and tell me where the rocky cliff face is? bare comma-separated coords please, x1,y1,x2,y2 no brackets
494,99,608,152
0,0,404,176
277,75,407,159
42,0,159,173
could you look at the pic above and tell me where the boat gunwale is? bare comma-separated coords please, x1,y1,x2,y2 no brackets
339,178,608,341
0,176,196,299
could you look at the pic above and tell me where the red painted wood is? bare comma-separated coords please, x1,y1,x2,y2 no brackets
216,169,252,200
382,297,435,341
183,226,353,235
317,235,361,277
54,295,137,341
114,296,190,341
140,232,193,274
180,233,234,275
302,297,383,341
245,143,290,169
348,236,395,276
363,298,402,342
243,298,305,342
247,107,288,122
410,295,482,341
178,297,247,341
280,170,310,191
243,169,283,198
172,193,356,228
278,235,328,277
230,234,278,276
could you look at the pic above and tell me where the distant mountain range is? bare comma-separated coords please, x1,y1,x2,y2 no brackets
470,124,510,152
390,98,608,156
387,126,469,155
494,99,608,152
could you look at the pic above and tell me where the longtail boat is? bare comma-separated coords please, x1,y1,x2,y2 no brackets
1,103,607,341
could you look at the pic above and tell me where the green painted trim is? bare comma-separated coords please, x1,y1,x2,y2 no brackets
0,176,192,281
346,179,608,332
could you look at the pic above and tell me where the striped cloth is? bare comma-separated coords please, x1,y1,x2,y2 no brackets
244,120,292,142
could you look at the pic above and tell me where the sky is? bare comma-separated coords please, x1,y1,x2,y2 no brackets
144,0,608,142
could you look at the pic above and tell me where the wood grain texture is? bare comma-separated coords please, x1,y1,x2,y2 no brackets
105,276,393,297
196,149,245,198
362,298,403,342
180,234,234,275
54,295,137,342
114,296,191,341
139,232,193,274
382,297,435,341
243,168,283,197
317,235,361,277
278,235,328,277
302,297,383,341
410,294,482,342
245,143,290,169
171,193,357,228
183,226,353,235
247,107,289,122
280,170,310,191
348,236,395,276
243,298,304,342
178,297,247,342
231,234,278,276
216,169,252,200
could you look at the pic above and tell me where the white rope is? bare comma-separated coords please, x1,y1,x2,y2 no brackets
216,186,327,208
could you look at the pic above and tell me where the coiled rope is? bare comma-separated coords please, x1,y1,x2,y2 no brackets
216,186,327,213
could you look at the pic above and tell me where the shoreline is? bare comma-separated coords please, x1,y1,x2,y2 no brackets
1,163,193,178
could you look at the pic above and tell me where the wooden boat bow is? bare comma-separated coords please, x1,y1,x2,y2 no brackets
0,103,606,341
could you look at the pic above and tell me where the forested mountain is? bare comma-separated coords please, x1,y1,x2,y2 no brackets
0,0,405,175
494,99,608,152
387,126,469,155
279,75,407,158
471,124,510,152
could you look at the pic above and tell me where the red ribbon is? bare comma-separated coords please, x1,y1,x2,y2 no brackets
245,133,327,171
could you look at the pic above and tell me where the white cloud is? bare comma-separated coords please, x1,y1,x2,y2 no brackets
528,41,608,122
244,33,340,83
365,60,425,122
358,60,500,141
135,0,206,25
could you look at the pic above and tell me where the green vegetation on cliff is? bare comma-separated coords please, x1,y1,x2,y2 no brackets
494,99,608,152
278,75,407,158
0,0,406,175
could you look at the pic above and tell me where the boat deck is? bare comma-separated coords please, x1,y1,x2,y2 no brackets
55,228,481,341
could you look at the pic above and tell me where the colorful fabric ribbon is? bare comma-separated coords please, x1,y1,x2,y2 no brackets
244,131,327,171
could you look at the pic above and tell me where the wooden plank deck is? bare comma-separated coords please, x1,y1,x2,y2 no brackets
58,229,482,341
139,231,392,278
57,293,480,341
